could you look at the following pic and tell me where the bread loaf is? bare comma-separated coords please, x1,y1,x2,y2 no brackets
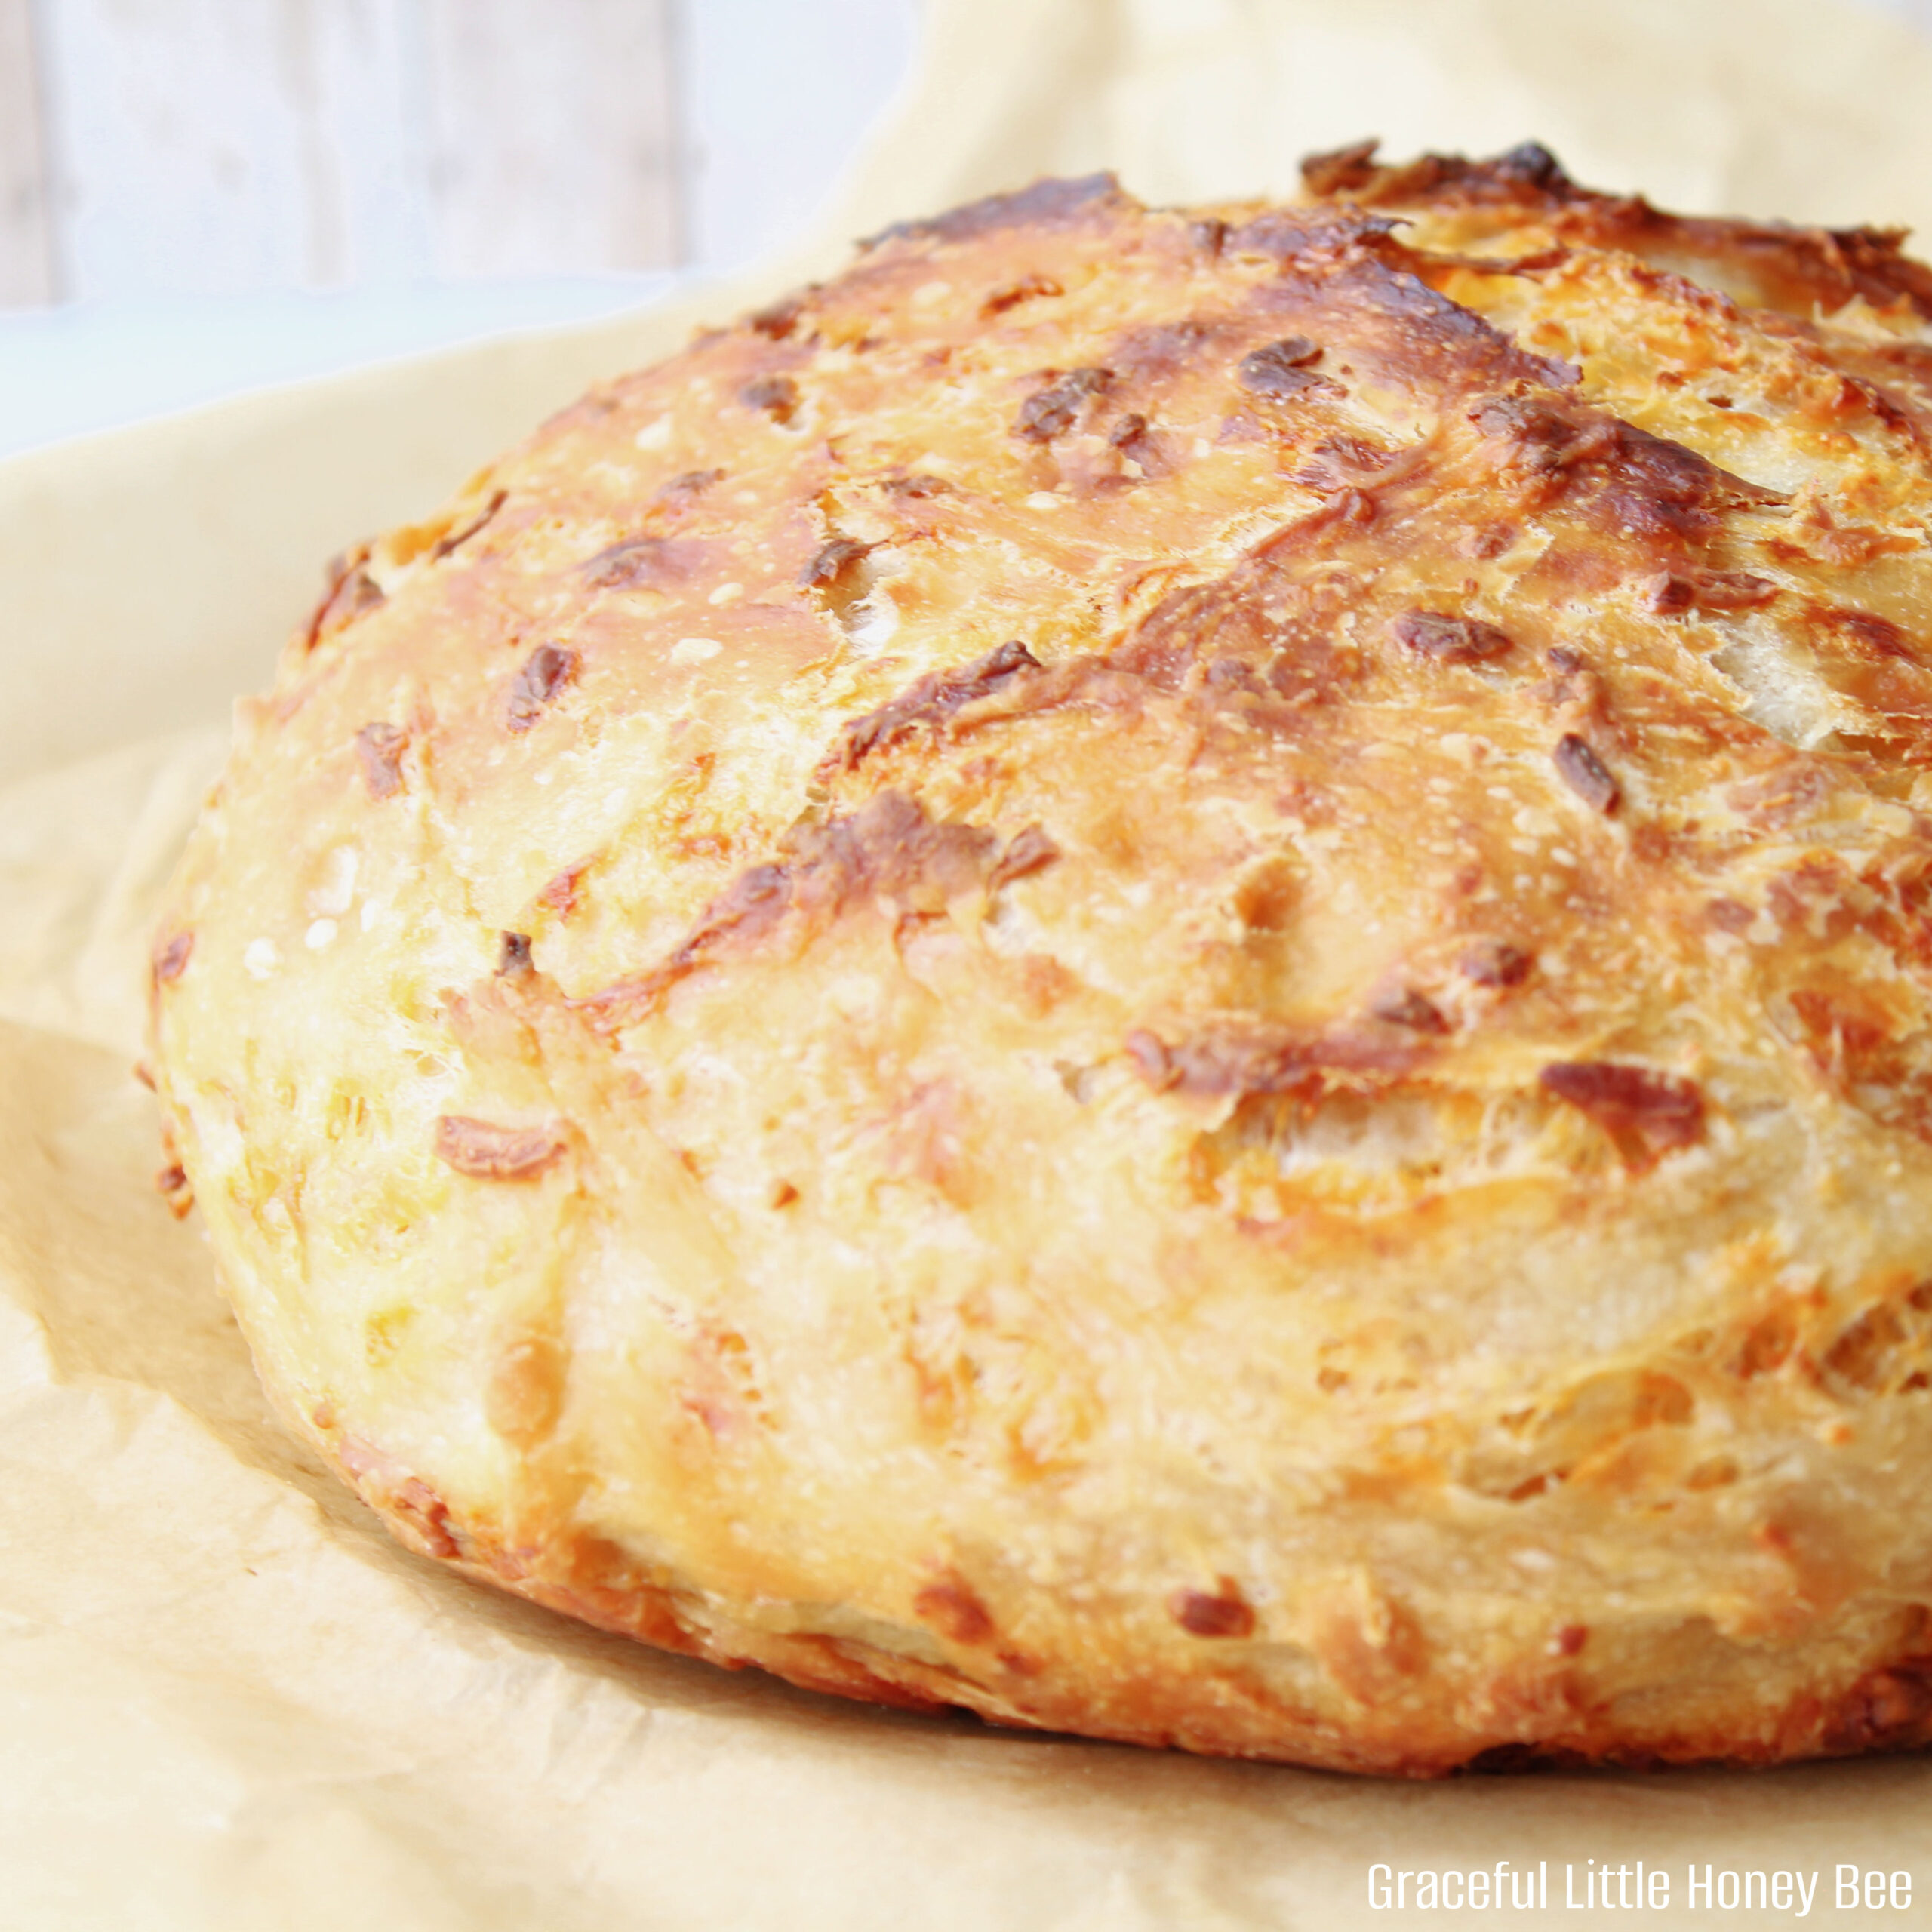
149,143,1932,1771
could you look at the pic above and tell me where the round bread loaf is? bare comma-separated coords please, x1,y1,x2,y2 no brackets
150,144,1932,1774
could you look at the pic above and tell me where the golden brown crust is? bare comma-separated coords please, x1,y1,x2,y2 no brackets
1301,137,1932,320
152,146,1932,1774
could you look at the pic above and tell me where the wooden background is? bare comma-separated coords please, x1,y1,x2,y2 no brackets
0,0,919,308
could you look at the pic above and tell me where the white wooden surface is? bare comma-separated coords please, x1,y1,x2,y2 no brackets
0,0,52,304
416,0,681,278
681,0,921,269
27,0,683,297
3,0,919,306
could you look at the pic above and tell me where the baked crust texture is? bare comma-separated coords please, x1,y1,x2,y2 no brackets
151,144,1932,1774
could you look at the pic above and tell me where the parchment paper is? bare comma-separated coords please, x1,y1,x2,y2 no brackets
8,3,1932,1924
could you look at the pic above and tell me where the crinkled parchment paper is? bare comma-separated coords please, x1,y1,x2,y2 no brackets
7,2,1932,1924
